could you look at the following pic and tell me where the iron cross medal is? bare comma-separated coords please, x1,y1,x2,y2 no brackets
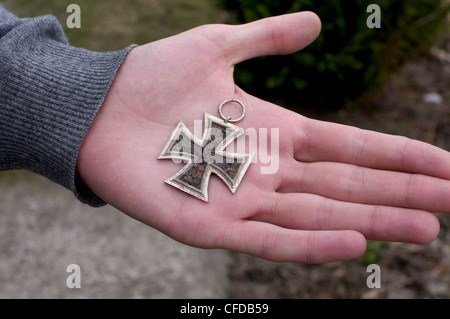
158,99,255,202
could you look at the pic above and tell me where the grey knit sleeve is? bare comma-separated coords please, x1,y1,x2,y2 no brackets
0,5,137,206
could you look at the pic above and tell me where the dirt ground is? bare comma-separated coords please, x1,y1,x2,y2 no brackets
227,36,450,299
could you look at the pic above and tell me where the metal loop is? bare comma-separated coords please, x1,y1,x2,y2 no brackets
218,99,246,123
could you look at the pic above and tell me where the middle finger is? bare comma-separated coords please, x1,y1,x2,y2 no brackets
277,160,450,214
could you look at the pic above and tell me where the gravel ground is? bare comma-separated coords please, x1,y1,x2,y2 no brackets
0,174,230,299
228,37,450,299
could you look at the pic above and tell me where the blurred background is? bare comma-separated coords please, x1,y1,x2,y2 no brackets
1,0,449,298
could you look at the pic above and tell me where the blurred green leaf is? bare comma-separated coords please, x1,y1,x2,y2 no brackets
220,0,450,110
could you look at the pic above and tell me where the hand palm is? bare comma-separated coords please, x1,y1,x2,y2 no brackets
77,12,450,263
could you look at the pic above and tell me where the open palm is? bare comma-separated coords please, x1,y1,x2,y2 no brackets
77,12,450,263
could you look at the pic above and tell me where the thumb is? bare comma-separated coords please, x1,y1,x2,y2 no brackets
226,11,322,65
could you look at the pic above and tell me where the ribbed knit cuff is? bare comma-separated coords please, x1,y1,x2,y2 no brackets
0,13,137,206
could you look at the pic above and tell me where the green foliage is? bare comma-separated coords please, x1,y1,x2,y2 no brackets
221,0,450,109
358,240,389,266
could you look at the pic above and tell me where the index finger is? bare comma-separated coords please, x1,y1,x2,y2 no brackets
295,118,450,179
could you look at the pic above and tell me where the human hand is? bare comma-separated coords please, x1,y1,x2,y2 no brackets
77,12,450,263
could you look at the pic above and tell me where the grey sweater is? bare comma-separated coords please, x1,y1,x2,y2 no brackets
0,5,136,206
